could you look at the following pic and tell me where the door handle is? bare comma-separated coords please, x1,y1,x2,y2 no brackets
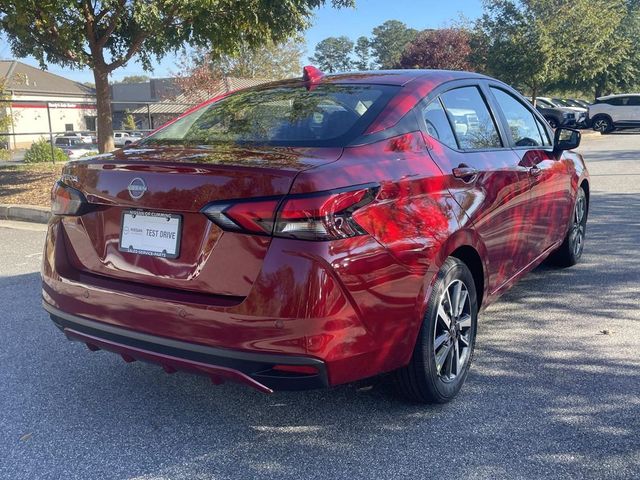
529,165,542,177
452,166,479,180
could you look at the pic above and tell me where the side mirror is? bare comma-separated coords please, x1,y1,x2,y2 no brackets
554,127,581,152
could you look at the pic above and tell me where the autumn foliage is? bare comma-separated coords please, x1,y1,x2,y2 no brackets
399,29,472,71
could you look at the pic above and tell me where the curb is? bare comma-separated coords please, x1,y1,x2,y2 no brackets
0,204,50,224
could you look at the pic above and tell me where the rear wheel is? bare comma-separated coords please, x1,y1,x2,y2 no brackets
395,257,478,403
547,186,588,267
592,116,613,133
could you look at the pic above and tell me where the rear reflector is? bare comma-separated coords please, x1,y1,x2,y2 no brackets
272,365,319,375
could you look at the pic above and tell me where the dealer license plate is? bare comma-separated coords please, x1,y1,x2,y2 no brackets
119,210,181,258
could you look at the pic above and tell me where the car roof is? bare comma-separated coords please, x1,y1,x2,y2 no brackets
257,69,489,91
597,93,640,100
318,69,488,86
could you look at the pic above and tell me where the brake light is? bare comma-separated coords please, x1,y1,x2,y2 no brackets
51,181,88,216
201,185,378,241
274,186,377,240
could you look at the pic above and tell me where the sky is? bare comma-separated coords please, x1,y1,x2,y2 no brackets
0,0,483,83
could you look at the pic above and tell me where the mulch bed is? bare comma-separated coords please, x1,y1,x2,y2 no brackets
0,163,64,207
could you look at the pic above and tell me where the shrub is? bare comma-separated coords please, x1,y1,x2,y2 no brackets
24,138,68,163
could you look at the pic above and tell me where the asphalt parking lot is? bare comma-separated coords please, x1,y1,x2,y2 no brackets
1,132,639,480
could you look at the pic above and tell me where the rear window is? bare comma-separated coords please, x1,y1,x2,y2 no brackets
143,84,398,147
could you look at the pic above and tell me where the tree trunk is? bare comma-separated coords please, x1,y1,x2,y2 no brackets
594,75,606,100
93,67,115,153
531,84,538,107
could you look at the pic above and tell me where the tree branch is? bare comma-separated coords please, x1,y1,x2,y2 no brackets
96,0,126,49
106,31,146,71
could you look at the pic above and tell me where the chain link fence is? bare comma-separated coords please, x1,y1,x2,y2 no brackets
0,99,198,164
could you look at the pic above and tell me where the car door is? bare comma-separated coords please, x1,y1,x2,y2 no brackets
627,95,640,123
420,83,533,292
487,85,573,260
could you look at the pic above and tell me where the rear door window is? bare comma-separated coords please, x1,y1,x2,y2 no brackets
439,86,502,150
421,100,458,149
490,88,545,147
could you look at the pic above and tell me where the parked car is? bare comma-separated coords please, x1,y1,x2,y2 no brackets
563,98,591,109
573,99,592,109
113,131,136,146
531,98,577,129
53,137,97,158
43,68,589,404
56,132,93,144
588,94,640,133
543,97,588,127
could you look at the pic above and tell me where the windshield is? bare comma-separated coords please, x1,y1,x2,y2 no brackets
563,99,582,108
552,98,571,107
536,99,554,108
142,83,399,148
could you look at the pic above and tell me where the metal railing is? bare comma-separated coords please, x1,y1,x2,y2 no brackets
0,98,198,164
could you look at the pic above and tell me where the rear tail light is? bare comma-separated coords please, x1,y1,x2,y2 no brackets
274,186,377,240
201,185,378,241
201,197,281,235
51,181,88,216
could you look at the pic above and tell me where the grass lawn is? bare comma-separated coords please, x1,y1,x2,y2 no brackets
0,162,65,207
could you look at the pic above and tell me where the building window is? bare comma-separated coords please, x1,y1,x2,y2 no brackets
85,116,96,132
65,123,74,132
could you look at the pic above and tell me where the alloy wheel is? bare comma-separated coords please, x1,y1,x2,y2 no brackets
593,119,610,132
571,190,587,257
433,279,472,382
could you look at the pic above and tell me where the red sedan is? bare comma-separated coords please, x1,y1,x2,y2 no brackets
42,68,589,403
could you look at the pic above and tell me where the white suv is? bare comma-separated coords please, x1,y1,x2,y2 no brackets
589,94,640,132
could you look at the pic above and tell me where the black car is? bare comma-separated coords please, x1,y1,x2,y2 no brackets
531,98,577,129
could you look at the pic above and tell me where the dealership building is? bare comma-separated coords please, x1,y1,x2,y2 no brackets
0,60,96,148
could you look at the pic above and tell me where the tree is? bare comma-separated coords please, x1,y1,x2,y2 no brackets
370,20,418,69
188,39,303,80
121,110,136,130
537,0,628,99
115,75,150,84
475,0,631,102
310,36,354,73
399,29,472,71
354,36,372,70
551,0,639,98
593,0,640,97
474,0,554,103
175,39,304,97
0,77,13,154
0,0,353,153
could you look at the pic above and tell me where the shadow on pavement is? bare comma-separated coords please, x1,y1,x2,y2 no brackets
1,190,638,479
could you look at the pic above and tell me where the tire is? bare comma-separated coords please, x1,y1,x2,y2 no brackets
395,257,478,404
547,186,588,267
546,117,559,129
592,116,613,133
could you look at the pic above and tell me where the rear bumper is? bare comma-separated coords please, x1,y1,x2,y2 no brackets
44,301,329,392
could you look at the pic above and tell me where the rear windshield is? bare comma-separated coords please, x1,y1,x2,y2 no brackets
142,83,398,147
